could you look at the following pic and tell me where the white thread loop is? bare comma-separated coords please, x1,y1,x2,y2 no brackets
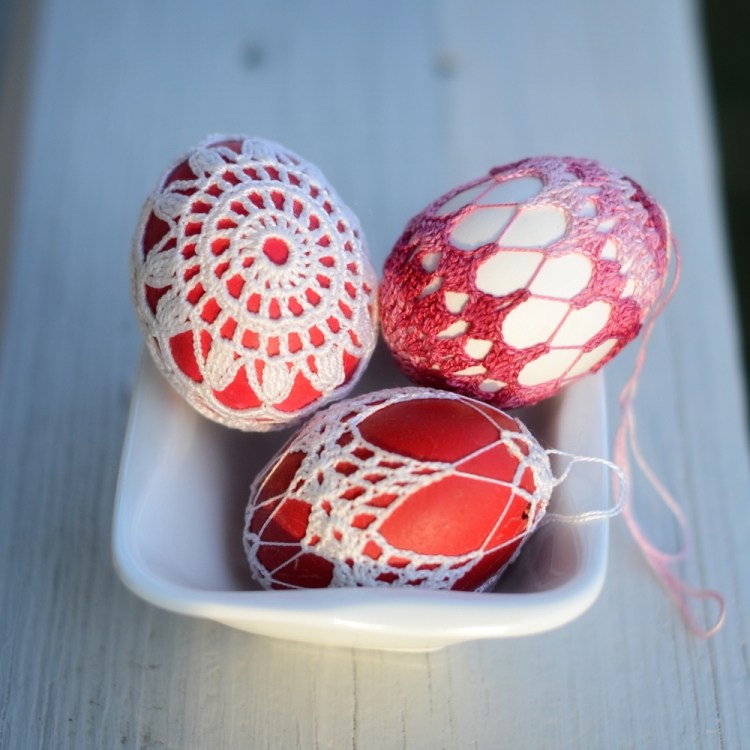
542,449,627,525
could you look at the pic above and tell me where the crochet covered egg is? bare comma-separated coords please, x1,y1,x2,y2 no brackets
243,388,552,591
379,156,671,408
131,135,378,431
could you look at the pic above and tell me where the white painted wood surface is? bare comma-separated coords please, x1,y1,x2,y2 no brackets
1,1,748,747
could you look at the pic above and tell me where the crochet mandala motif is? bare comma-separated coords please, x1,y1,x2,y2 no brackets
131,136,377,430
243,388,553,591
379,156,670,408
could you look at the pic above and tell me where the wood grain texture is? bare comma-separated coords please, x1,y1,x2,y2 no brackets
1,1,748,748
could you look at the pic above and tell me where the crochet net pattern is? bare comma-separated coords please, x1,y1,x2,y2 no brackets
379,156,670,408
243,387,553,591
131,135,378,431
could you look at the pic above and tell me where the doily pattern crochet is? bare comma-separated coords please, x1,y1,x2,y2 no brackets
131,135,378,430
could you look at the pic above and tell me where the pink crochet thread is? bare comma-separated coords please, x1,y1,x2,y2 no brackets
615,241,725,638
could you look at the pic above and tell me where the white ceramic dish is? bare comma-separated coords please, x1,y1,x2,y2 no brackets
112,344,611,651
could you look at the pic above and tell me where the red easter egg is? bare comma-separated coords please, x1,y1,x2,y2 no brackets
131,135,378,431
379,156,671,408
243,388,552,591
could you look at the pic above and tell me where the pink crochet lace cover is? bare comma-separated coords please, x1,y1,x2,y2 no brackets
379,156,670,408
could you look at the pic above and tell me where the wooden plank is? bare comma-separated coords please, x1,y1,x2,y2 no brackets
0,1,748,748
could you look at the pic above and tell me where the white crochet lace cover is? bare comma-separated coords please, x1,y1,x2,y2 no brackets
243,387,554,591
131,135,378,431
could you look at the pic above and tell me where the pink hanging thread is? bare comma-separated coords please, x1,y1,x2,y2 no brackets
614,235,725,638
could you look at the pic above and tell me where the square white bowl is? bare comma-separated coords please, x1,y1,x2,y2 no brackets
112,345,611,651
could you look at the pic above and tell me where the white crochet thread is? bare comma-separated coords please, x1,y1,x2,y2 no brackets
243,387,555,591
131,135,378,431
543,449,627,524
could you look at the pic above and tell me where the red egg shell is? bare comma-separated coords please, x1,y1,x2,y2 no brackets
379,156,671,408
243,388,553,591
131,135,378,431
